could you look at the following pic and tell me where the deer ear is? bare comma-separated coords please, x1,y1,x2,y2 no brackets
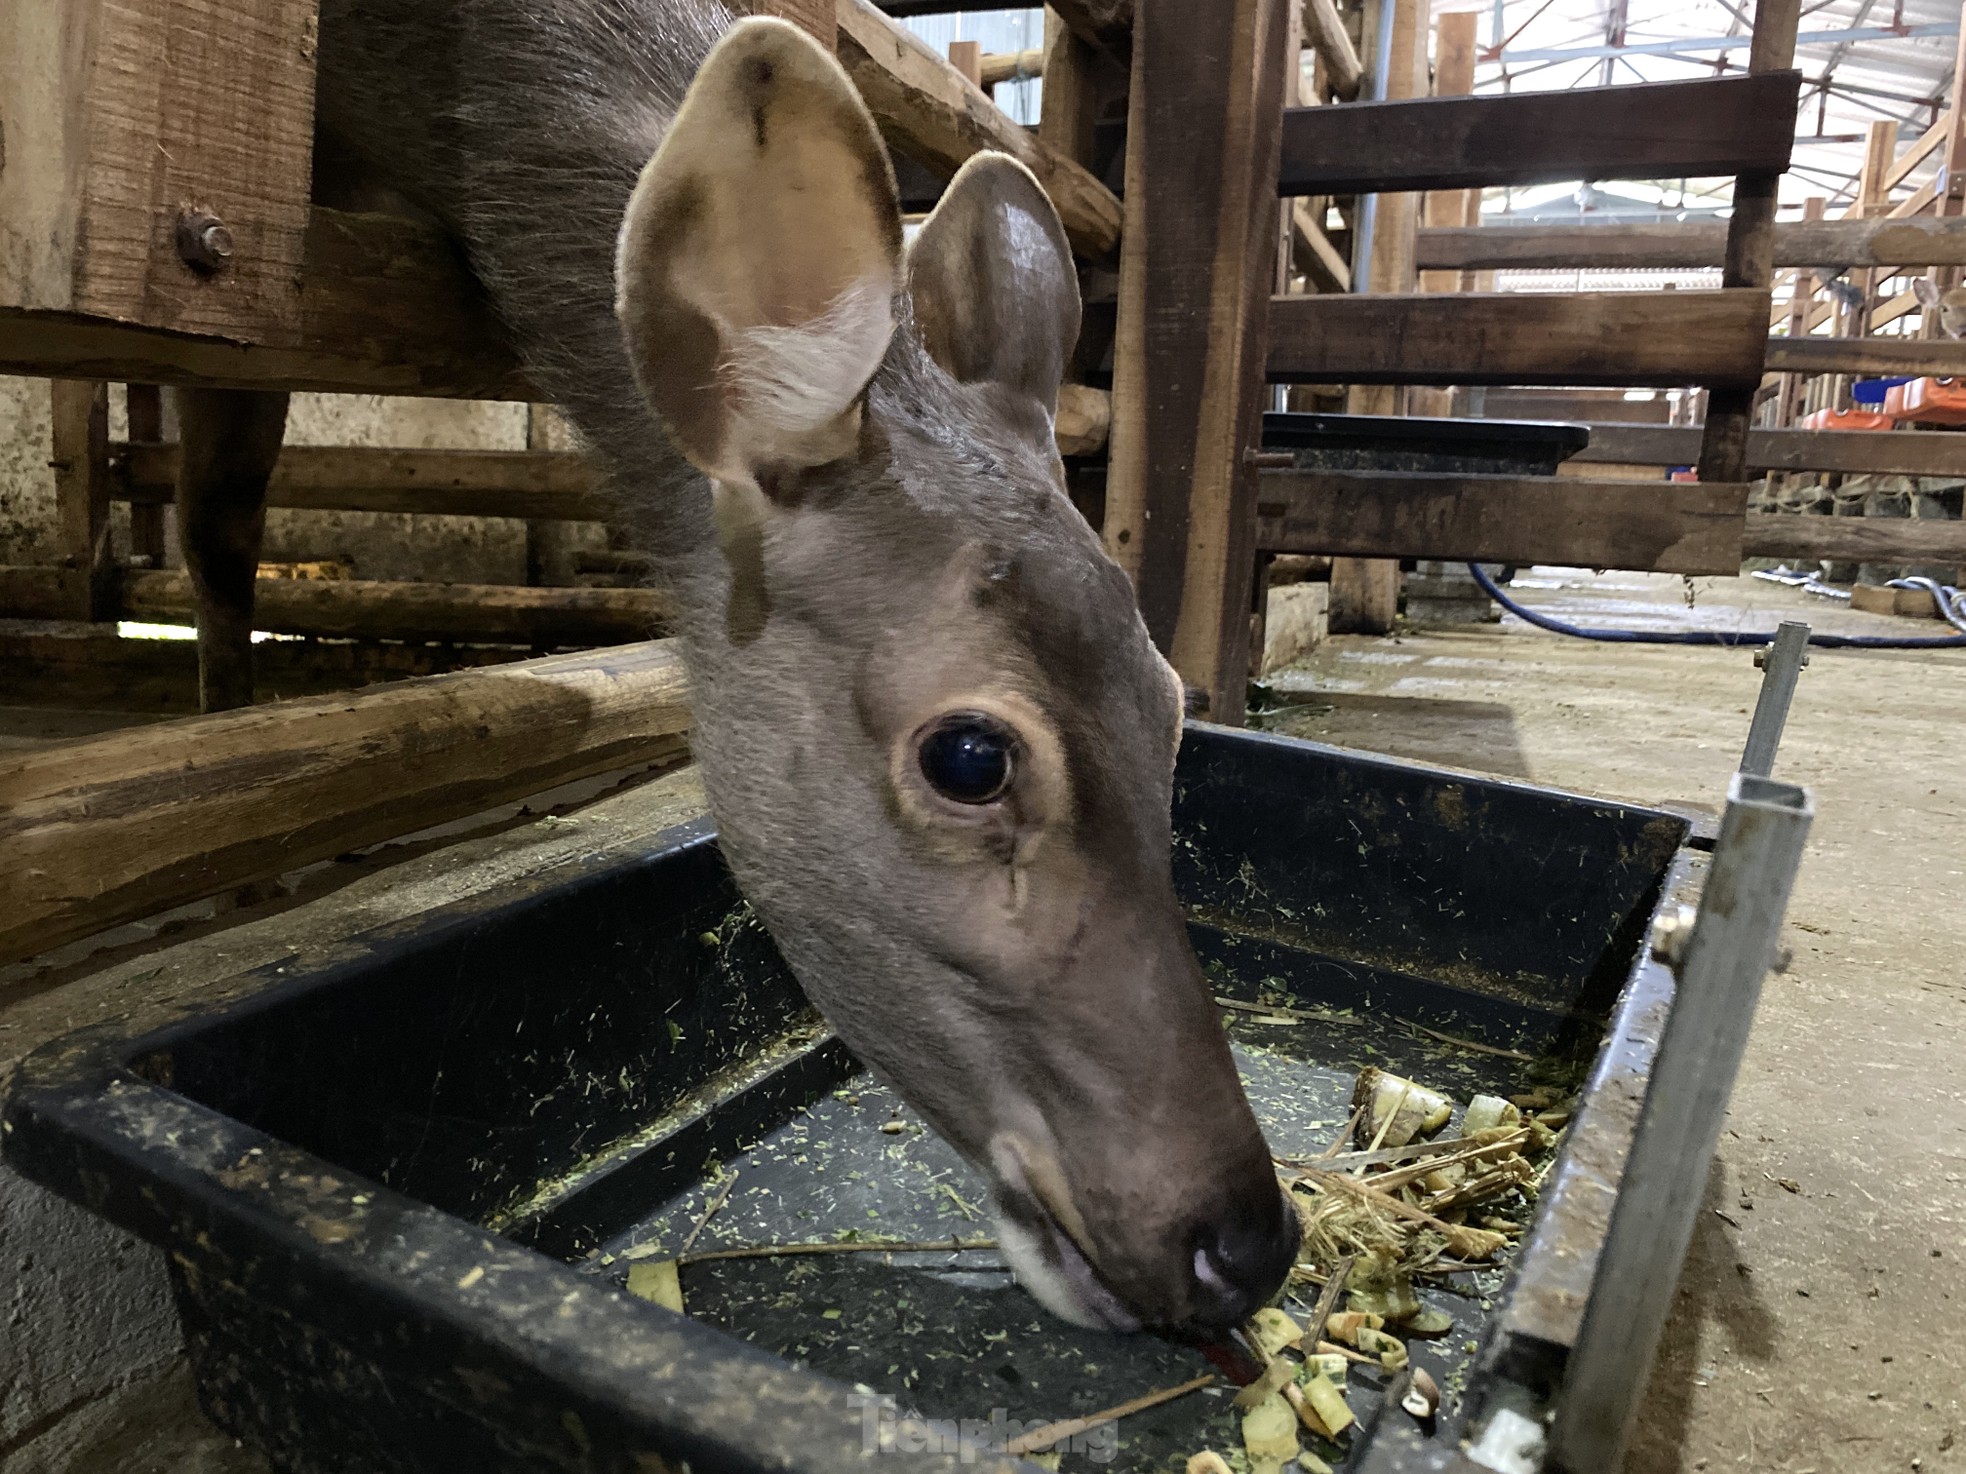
1915,276,1944,308
907,153,1080,420
616,18,903,485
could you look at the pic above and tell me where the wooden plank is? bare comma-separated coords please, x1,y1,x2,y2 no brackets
1764,336,1966,376
1104,0,1289,722
1742,512,1966,564
1883,114,1949,192
948,39,983,86
980,47,1045,87
119,572,673,646
1695,0,1798,486
1415,217,1966,271
124,384,170,564
836,0,1122,258
1329,0,1428,637
0,207,533,398
1253,471,1748,574
1266,291,1773,387
1277,73,1799,196
1291,200,1352,292
1571,424,1966,477
116,446,610,521
49,380,114,621
1300,0,1362,100
0,0,319,346
0,640,692,965
0,567,673,645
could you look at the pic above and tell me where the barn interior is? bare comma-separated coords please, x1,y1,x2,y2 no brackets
1,1,1962,1472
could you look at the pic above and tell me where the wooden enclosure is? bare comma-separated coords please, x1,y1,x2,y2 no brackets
3,0,1965,961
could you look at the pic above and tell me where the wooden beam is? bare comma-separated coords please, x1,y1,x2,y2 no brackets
1415,217,1966,271
1695,0,1798,485
732,0,836,46
947,39,983,87
115,444,609,521
1,207,533,398
0,0,319,346
49,380,114,622
1764,335,1966,376
0,567,672,646
110,392,1112,520
1254,471,1748,575
1300,0,1362,100
1882,113,1949,193
1278,73,1799,196
1266,291,1773,388
1742,512,1966,565
1328,0,1428,637
1290,199,1352,292
1104,0,1290,722
836,0,1122,258
1571,424,1966,477
980,47,1045,87
0,640,692,965
123,572,672,646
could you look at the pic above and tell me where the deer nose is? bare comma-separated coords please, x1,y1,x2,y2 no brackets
1188,1187,1301,1328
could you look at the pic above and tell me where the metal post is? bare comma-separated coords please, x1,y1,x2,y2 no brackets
1548,772,1814,1474
1740,619,1811,778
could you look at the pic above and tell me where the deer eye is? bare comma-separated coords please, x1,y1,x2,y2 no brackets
917,714,1016,805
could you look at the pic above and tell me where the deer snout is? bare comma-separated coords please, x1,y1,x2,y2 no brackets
1189,1186,1302,1329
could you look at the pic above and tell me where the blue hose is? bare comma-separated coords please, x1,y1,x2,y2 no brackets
1465,564,1966,649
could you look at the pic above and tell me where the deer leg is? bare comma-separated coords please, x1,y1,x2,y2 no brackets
174,388,290,712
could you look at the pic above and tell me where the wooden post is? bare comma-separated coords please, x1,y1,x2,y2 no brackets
1777,197,1826,426
125,385,170,566
49,380,114,622
1696,0,1801,484
948,39,983,88
1103,0,1291,723
1418,11,1480,297
1038,7,1106,165
1329,0,1425,636
1928,5,1966,317
175,389,291,712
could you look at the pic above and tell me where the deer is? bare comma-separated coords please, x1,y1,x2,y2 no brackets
1913,276,1966,339
177,0,1301,1337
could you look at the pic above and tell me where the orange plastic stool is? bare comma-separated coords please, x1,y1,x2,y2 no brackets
1886,377,1966,425
1800,408,1894,431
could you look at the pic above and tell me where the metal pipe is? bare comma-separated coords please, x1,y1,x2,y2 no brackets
1548,771,1814,1474
1740,619,1811,777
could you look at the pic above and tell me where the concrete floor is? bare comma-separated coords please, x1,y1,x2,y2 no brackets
1263,570,1965,1474
5,570,1960,1473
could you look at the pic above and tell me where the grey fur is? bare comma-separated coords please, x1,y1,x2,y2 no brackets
312,0,1294,1332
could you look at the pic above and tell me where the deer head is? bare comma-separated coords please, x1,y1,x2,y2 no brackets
611,19,1296,1333
1914,276,1966,338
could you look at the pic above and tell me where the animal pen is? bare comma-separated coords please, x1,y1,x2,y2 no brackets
0,0,1954,1470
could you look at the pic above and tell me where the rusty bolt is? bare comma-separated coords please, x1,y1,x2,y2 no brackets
176,209,235,274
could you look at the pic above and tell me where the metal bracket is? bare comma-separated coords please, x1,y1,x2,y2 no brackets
1546,772,1813,1473
1740,620,1810,779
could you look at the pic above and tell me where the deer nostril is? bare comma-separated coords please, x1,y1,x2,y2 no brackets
1190,1190,1301,1328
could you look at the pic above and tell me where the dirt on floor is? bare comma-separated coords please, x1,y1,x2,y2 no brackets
1260,569,1965,1474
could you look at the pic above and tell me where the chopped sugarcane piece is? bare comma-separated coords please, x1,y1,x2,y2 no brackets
1298,1372,1354,1438
1352,1067,1454,1149
625,1259,684,1314
1186,1455,1234,1474
1404,1308,1454,1337
1233,1357,1298,1412
1299,1352,1350,1385
1241,1392,1300,1474
1462,1095,1522,1135
1324,1310,1384,1345
1248,1306,1305,1357
1358,1326,1409,1370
